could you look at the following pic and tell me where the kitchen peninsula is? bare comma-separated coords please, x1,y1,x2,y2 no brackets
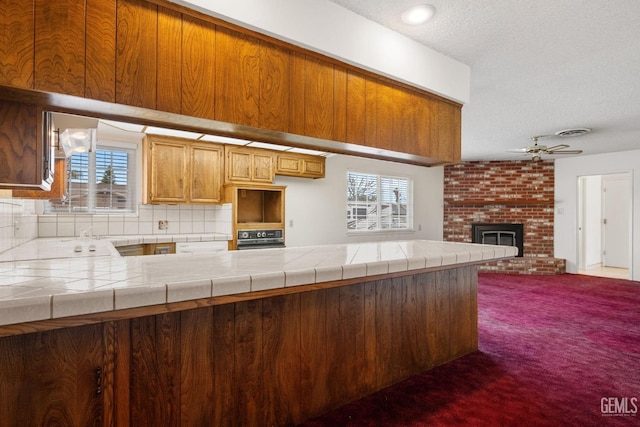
0,239,516,425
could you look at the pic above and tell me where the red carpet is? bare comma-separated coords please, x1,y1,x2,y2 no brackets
299,273,640,426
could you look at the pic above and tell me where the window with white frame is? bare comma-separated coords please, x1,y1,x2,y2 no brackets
346,171,413,231
47,144,136,213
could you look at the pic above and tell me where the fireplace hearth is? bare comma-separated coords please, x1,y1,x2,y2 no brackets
472,223,524,257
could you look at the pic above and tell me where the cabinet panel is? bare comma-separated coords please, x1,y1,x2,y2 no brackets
346,71,367,145
0,101,40,188
333,66,347,142
0,324,105,426
260,40,290,132
145,135,223,204
145,137,189,204
303,56,334,140
116,0,157,108
12,158,66,199
215,27,260,127
129,313,181,426
34,0,85,96
85,0,116,102
253,152,275,183
157,6,183,114
288,51,306,136
225,146,274,184
182,15,216,119
190,142,223,203
434,101,462,162
0,0,34,88
226,149,252,183
414,94,435,158
275,153,325,179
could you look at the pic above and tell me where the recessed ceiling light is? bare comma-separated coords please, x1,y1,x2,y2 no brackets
401,4,436,25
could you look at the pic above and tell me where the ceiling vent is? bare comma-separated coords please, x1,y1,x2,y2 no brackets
555,128,591,137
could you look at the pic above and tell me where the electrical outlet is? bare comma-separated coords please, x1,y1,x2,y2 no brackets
158,220,168,230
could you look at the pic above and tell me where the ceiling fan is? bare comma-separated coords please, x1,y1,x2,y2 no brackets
510,131,586,161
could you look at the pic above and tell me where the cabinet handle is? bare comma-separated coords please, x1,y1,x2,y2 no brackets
95,367,102,395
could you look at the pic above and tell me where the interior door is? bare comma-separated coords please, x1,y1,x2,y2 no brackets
602,174,630,268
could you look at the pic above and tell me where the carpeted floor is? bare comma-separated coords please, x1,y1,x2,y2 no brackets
299,273,640,426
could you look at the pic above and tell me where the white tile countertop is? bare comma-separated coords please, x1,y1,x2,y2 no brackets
0,239,516,327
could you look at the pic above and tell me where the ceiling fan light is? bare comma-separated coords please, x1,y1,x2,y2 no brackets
401,4,436,25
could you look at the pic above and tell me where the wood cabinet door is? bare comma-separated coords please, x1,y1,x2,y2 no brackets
190,143,223,203
146,137,189,203
226,149,253,182
0,0,34,88
275,154,302,176
0,324,105,426
302,157,325,178
215,27,260,127
116,0,157,109
0,101,40,188
226,147,274,184
260,40,290,132
252,152,274,183
12,158,66,199
275,153,325,179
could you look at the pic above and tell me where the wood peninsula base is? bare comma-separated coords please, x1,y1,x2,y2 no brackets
0,265,478,426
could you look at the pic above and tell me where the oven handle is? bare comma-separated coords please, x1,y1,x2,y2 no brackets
236,243,286,250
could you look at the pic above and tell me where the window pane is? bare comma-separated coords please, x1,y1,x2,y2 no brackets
95,149,131,211
347,171,412,232
47,146,135,214
65,153,90,213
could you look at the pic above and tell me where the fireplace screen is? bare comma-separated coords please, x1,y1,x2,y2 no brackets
471,223,524,257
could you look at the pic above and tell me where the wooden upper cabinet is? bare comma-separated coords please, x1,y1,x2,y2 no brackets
290,54,335,140
225,146,274,184
144,136,189,204
259,40,290,133
157,6,183,115
215,27,260,127
0,0,461,165
190,142,223,203
0,0,34,88
85,0,116,102
144,135,224,204
116,0,158,109
12,158,66,200
275,152,325,179
345,72,367,145
34,0,85,96
181,15,216,119
0,101,41,188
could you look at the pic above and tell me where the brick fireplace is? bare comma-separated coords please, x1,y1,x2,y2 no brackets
443,160,565,274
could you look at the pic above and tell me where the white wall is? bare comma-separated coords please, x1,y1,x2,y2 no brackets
555,149,639,280
275,154,444,247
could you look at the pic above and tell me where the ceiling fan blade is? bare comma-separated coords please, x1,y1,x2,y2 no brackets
548,150,583,154
545,144,570,151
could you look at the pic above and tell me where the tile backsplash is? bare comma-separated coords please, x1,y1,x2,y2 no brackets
37,203,232,238
0,195,38,253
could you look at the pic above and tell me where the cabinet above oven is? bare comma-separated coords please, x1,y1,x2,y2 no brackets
224,184,285,250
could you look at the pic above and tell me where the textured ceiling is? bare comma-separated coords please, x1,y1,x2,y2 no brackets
329,0,640,161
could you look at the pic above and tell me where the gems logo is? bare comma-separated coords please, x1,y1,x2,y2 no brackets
601,397,638,417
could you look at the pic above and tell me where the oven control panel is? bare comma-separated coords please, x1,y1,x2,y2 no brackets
236,229,284,249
